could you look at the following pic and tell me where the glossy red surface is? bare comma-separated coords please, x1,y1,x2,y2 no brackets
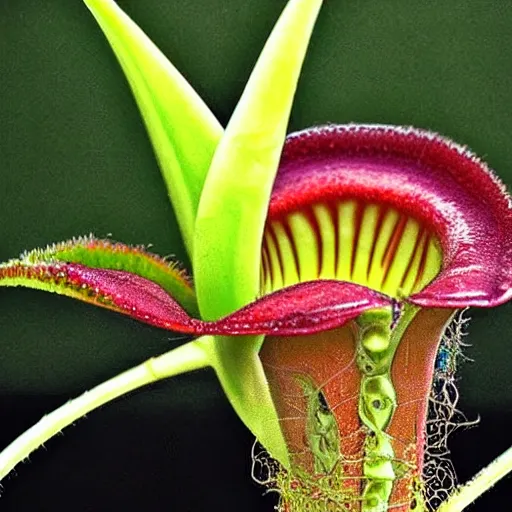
270,125,512,308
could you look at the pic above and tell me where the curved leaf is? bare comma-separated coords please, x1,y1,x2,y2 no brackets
84,0,223,256
2,237,198,316
0,255,394,336
194,0,323,321
271,124,512,308
212,280,395,335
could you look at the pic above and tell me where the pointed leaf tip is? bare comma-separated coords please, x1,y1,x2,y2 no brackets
84,0,223,256
0,260,197,332
3,237,198,315
194,0,324,321
1,258,390,337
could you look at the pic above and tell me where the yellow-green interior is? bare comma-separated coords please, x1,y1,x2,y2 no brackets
260,199,442,298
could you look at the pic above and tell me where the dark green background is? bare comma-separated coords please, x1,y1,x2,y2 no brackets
1,0,511,510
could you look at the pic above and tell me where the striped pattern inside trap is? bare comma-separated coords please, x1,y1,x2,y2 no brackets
261,200,442,298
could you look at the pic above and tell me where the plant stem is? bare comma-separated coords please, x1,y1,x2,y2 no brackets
0,336,213,481
438,445,512,512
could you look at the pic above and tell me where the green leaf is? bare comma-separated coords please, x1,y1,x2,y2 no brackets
2,236,198,316
192,0,324,470
194,0,323,321
84,0,223,257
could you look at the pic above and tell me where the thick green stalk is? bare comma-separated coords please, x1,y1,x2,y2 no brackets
205,334,291,468
192,0,325,471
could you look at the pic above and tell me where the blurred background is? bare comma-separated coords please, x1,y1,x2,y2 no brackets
0,0,511,509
